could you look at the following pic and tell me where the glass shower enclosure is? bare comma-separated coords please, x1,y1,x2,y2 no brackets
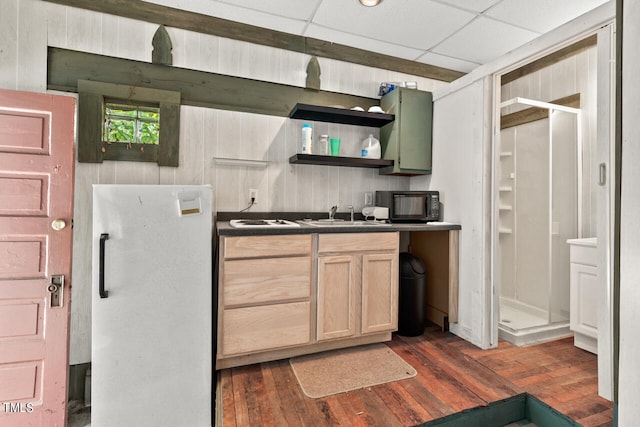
496,97,582,346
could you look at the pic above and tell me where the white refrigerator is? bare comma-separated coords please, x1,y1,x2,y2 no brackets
92,185,213,426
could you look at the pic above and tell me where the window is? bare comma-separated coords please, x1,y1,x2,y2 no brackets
104,102,160,145
78,80,180,166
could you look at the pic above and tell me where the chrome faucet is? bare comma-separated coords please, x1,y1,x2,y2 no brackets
347,205,354,222
329,205,338,220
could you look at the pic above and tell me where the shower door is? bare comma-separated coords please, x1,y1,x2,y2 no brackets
498,99,580,337
549,110,579,324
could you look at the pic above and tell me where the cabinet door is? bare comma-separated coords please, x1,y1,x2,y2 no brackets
317,255,359,341
361,252,399,334
570,263,598,339
380,88,433,174
398,88,432,171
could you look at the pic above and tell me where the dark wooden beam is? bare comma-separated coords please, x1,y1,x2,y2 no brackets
42,0,465,83
501,35,597,85
304,38,463,83
500,93,581,130
47,47,382,116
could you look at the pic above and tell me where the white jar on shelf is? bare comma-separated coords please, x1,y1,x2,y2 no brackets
317,134,329,156
301,123,313,154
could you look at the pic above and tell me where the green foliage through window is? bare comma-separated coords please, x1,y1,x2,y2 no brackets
104,103,160,144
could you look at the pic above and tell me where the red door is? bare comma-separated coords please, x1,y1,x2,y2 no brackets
0,89,75,427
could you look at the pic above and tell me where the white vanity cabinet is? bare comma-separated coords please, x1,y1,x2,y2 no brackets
568,237,598,354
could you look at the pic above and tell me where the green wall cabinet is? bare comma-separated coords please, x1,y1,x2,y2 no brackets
379,88,433,175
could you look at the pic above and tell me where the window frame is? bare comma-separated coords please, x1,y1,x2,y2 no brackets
78,80,180,166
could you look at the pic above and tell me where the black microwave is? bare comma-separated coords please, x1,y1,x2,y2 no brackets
375,191,440,223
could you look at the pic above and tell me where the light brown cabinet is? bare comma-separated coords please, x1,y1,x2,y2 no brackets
217,231,399,369
217,234,313,365
317,233,399,342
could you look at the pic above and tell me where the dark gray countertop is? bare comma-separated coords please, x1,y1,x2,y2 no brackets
216,219,461,236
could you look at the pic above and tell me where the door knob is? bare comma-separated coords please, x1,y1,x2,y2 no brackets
51,219,67,231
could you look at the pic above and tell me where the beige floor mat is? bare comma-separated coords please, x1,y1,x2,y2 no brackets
289,343,416,398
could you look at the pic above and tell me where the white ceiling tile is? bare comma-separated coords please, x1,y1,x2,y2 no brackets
312,0,476,50
305,24,425,61
226,13,308,35
214,0,322,21
431,16,539,64
415,51,480,73
485,0,610,33
434,0,502,14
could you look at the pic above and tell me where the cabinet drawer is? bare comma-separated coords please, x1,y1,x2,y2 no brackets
318,232,398,253
223,256,311,306
221,302,311,356
569,244,597,266
223,234,311,259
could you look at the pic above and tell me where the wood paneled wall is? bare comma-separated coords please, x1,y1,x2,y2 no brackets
0,0,448,364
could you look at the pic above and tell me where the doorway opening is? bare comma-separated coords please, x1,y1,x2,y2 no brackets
489,22,615,402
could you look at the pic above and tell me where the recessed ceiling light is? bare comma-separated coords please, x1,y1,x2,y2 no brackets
359,0,382,6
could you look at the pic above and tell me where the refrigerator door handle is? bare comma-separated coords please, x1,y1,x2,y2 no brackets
99,233,109,299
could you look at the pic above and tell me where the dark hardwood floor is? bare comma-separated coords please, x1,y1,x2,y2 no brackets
216,326,613,426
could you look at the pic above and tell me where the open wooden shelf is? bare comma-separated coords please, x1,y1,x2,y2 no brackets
289,103,394,127
289,154,394,168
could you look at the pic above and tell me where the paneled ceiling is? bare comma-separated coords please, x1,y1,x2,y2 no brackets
143,0,608,73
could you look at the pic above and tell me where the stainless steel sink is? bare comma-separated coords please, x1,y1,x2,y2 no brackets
299,219,391,227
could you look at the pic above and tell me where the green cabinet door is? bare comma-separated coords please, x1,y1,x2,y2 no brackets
379,88,433,175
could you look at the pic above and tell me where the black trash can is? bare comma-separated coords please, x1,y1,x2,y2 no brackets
398,252,426,336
